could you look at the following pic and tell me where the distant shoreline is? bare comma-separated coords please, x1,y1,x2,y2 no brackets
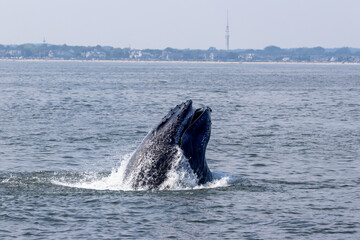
2,44,359,64
1,58,360,65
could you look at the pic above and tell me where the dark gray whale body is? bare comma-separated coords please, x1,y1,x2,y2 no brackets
124,100,213,189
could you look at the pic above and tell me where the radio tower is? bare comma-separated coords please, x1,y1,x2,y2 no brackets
225,10,230,50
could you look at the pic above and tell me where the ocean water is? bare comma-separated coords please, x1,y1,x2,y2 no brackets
0,61,359,239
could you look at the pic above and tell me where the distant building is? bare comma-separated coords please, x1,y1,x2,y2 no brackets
225,10,230,50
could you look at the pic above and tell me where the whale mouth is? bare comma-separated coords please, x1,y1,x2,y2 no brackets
178,106,211,144
190,108,205,125
189,108,206,126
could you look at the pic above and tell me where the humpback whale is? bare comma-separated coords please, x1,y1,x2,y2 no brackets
123,100,213,189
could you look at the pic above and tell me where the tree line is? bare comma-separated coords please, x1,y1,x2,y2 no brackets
1,43,359,62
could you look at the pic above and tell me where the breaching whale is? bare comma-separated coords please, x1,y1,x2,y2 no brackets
123,100,213,189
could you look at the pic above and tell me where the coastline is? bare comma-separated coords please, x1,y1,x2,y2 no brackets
1,58,359,65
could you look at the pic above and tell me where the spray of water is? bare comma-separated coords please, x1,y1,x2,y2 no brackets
53,149,231,191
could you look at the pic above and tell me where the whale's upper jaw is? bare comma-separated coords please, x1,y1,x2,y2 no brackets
156,100,192,129
154,100,194,144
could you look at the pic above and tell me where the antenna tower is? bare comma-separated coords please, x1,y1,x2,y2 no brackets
225,10,230,50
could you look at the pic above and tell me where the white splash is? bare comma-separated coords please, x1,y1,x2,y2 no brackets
158,150,199,190
53,153,134,191
53,150,231,191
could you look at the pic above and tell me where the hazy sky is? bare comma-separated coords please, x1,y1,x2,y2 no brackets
1,0,359,49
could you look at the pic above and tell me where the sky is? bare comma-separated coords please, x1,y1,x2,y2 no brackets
1,0,359,50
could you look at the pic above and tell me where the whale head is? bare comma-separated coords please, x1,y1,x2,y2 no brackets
125,100,213,189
